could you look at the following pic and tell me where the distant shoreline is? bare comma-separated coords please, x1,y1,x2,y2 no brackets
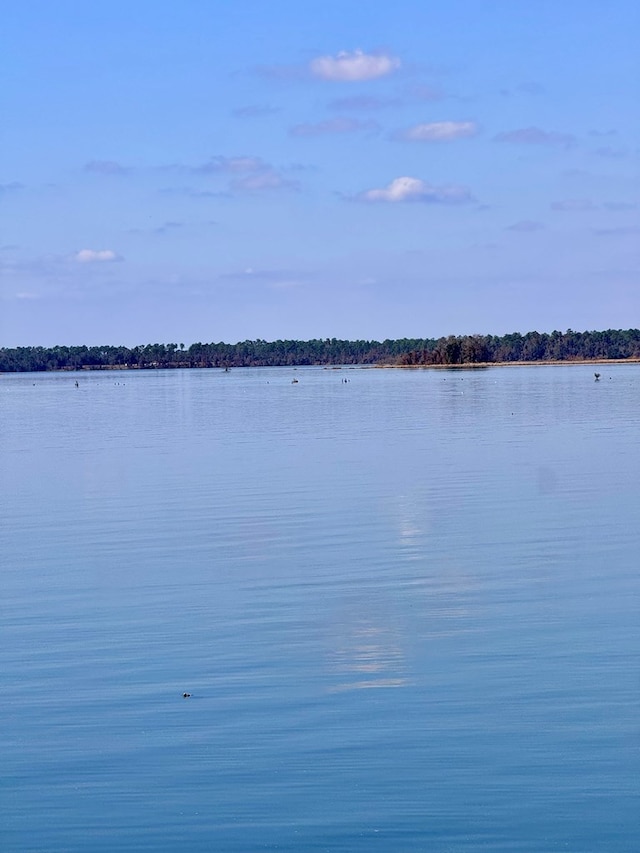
384,357,640,369
3,357,640,375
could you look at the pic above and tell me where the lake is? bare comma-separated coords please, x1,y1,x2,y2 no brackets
1,364,638,851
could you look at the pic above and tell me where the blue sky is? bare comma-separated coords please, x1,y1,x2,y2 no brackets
2,0,639,346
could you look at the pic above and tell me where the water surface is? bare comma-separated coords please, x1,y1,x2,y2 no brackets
1,365,638,851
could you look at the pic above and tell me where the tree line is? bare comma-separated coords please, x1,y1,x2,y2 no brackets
1,329,640,372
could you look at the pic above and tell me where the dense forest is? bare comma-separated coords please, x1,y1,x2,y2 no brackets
2,329,640,372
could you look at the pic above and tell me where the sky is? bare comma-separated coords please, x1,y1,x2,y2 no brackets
1,0,639,346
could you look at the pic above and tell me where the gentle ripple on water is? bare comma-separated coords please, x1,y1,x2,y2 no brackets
1,364,638,851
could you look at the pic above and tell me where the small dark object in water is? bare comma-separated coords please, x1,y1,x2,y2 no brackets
182,692,191,698
594,373,600,381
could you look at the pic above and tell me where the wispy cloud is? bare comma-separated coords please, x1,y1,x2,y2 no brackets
290,116,379,137
231,171,299,192
517,81,545,95
551,199,596,211
603,201,637,211
552,199,637,213
506,220,545,232
84,160,129,176
219,267,310,288
154,221,183,235
194,156,268,175
191,155,300,193
593,226,640,237
354,176,473,204
0,181,24,194
159,186,229,199
310,50,400,82
328,94,401,111
75,249,121,263
398,120,478,142
255,63,308,82
500,81,545,97
405,84,444,102
231,104,280,118
593,146,628,159
494,127,576,148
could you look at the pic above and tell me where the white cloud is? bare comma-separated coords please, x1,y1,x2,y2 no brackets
400,121,478,142
290,116,378,137
75,249,120,263
356,176,473,204
310,50,400,82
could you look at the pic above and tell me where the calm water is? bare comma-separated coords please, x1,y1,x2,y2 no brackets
1,364,638,852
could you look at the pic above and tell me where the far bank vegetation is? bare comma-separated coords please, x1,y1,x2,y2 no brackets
2,328,640,373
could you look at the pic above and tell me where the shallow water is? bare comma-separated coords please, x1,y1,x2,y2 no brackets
1,364,638,851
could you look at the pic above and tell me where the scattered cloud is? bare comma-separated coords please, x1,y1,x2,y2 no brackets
84,160,129,176
219,267,311,289
506,220,545,232
290,116,379,137
328,94,401,111
154,221,183,235
593,226,640,237
231,170,299,192
231,104,280,118
194,156,268,175
551,198,596,211
159,186,229,199
310,50,400,82
354,176,474,204
255,63,308,82
594,146,627,159
603,201,637,211
398,120,478,142
494,126,576,148
405,84,444,102
500,81,545,97
75,249,121,263
0,181,24,194
161,154,298,195
191,155,300,192
517,81,545,95
551,199,637,213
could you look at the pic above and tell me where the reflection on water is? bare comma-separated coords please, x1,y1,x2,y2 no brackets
328,619,409,692
1,364,639,852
